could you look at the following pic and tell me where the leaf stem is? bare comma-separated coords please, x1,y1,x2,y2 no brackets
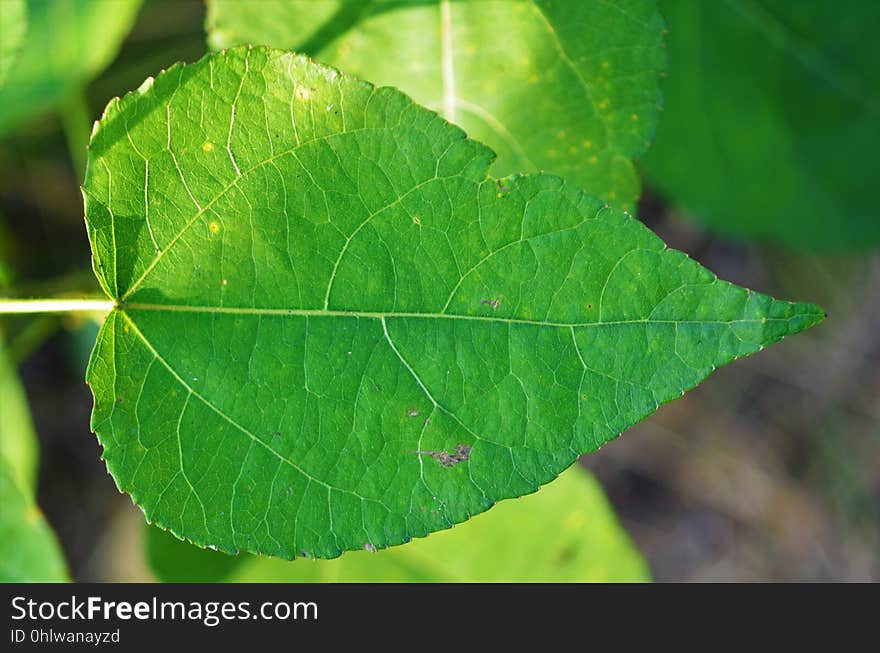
0,298,114,314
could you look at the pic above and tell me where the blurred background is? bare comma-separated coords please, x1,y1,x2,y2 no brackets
1,0,877,581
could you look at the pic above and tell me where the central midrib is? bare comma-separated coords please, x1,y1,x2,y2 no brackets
120,302,812,330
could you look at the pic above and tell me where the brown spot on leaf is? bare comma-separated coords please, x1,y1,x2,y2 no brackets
412,443,473,467
481,298,500,310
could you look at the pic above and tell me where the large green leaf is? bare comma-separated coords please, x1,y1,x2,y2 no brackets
149,465,649,582
0,0,142,137
0,0,26,89
642,0,880,250
206,0,666,211
84,47,822,559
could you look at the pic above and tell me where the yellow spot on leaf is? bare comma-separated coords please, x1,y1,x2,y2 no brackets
583,140,593,150
598,99,609,110
202,142,214,152
296,86,311,101
209,221,220,234
412,216,421,226
589,155,599,164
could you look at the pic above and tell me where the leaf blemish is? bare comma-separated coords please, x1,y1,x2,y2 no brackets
413,444,472,467
481,298,500,310
209,221,220,234
406,408,420,417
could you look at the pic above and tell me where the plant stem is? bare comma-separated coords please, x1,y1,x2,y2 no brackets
0,298,114,314
60,87,91,182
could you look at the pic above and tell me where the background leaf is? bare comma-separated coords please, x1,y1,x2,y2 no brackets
0,0,26,89
148,465,650,582
641,0,880,250
0,462,69,582
84,47,821,560
0,340,69,582
0,0,142,137
147,522,242,583
205,0,666,211
0,335,38,494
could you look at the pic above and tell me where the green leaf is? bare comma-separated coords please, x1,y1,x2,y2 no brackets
642,0,880,250
84,47,822,559
0,0,26,89
206,0,342,54
0,462,69,582
147,524,243,583
0,337,39,494
149,465,649,582
0,0,142,137
0,331,69,582
0,350,69,583
205,0,666,210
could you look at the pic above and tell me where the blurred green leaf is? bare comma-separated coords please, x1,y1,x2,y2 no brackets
0,345,69,582
85,47,821,560
206,0,340,54
0,462,69,582
642,0,880,250
0,337,38,494
0,0,26,89
0,0,143,137
148,465,650,582
206,0,666,210
146,526,244,583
